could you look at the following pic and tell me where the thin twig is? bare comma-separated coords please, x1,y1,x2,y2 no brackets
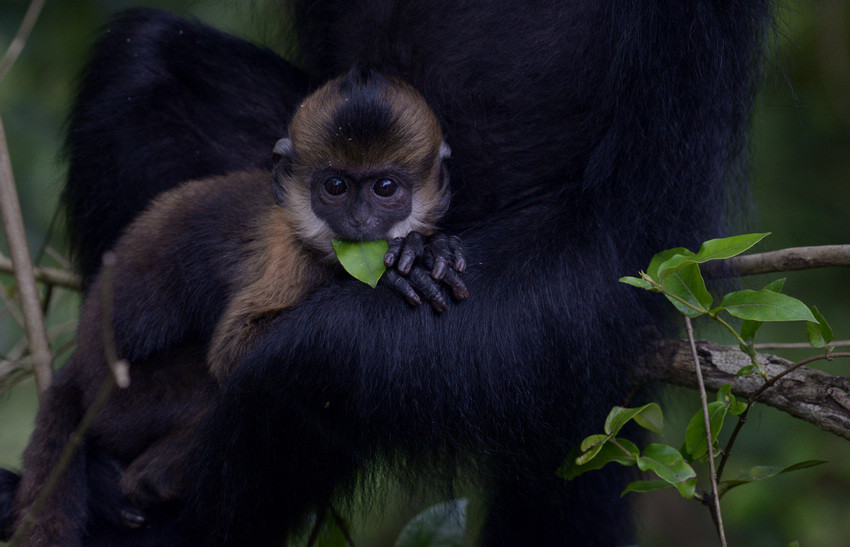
753,351,850,402
45,245,73,271
716,350,850,480
8,379,114,545
716,404,750,481
684,317,727,546
99,252,129,388
0,0,45,81
0,252,81,290
754,340,850,350
0,115,53,393
0,279,25,326
9,254,128,545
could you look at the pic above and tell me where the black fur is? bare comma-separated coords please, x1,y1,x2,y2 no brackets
63,8,310,286
4,1,773,544
0,468,18,541
187,1,772,543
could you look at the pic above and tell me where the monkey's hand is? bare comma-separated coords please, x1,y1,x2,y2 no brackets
383,232,468,312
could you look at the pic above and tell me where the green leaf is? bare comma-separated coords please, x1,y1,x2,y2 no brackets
558,439,639,480
636,444,697,498
577,434,611,464
604,403,664,436
332,239,389,288
661,263,712,317
716,384,733,403
655,233,770,281
394,499,468,547
806,306,834,348
736,364,758,377
715,385,747,415
729,401,747,415
717,461,827,497
740,278,787,344
692,233,771,262
720,289,817,323
619,276,655,290
684,401,728,460
621,480,677,496
647,247,693,280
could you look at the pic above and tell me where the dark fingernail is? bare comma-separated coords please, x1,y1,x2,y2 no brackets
432,260,447,280
455,257,467,273
121,509,147,529
399,256,413,274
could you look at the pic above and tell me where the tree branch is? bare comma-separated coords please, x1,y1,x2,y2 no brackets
0,0,45,82
706,245,850,278
649,340,850,440
0,116,53,394
0,252,81,291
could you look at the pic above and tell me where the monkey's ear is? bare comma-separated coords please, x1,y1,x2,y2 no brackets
438,140,451,193
439,141,451,160
271,138,294,206
272,137,293,164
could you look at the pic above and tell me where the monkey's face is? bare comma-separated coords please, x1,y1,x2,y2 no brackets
310,167,413,241
272,70,451,259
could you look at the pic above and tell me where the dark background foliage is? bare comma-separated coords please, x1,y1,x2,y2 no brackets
0,1,847,544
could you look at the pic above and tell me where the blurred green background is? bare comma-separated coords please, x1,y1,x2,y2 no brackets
0,1,848,545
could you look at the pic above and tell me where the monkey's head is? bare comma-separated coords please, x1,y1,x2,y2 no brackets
272,68,451,259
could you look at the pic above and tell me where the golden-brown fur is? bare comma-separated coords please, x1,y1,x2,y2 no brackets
208,207,331,381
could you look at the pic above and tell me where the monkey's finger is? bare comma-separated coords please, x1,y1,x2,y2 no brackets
442,268,469,300
383,270,422,307
425,234,451,280
120,508,147,529
384,237,405,268
397,232,424,274
409,267,449,313
448,235,467,273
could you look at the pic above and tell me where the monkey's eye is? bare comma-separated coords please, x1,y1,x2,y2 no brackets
323,177,347,196
373,178,398,197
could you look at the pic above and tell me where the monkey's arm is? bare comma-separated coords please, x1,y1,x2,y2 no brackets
185,207,653,544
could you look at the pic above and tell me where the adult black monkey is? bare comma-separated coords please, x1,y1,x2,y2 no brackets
187,2,772,544
14,1,772,545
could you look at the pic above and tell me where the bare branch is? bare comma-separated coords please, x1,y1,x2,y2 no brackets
684,318,727,546
0,0,46,82
9,254,126,545
706,245,850,278
754,340,850,350
0,252,82,290
649,340,850,441
99,252,130,388
0,116,53,393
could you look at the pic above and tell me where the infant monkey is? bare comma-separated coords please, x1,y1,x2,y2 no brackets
9,68,466,545
210,67,468,379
